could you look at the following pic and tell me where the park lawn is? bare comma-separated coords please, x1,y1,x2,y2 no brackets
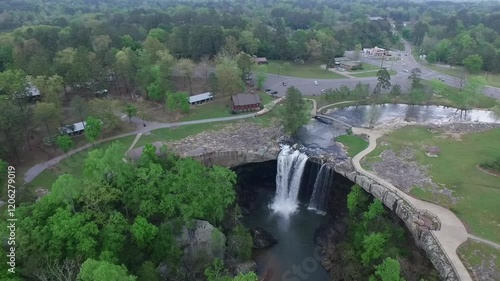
267,60,344,79
23,135,137,200
349,62,380,72
180,97,232,121
413,55,500,88
363,126,500,243
351,70,397,78
336,135,369,157
458,240,500,278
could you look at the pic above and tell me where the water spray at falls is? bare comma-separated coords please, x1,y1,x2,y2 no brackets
308,164,333,214
271,145,308,215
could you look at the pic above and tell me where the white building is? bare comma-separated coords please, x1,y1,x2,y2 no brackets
58,121,86,137
189,92,214,105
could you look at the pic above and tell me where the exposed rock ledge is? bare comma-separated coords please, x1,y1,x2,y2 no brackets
128,122,284,167
333,159,459,281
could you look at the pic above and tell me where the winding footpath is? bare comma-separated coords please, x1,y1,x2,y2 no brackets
24,113,257,183
351,127,472,281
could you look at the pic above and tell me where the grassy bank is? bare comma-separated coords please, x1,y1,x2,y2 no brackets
336,135,369,157
351,70,397,78
267,60,344,79
458,240,500,279
362,126,500,243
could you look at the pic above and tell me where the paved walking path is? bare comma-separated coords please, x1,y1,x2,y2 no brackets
468,234,500,250
351,127,472,281
24,114,257,183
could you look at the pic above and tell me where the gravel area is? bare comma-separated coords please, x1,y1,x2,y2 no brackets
368,148,459,203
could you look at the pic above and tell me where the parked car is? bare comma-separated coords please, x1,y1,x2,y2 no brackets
403,69,409,72
314,80,318,85
271,91,278,95
282,81,287,86
321,89,326,94
439,77,445,82
265,88,271,92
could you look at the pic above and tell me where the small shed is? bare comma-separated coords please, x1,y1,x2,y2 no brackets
59,121,86,137
254,57,268,65
426,146,441,157
231,93,261,112
189,92,214,105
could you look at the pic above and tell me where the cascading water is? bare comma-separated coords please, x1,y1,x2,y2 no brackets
308,164,334,215
271,145,308,215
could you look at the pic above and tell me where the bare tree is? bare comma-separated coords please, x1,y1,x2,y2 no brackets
456,71,468,92
198,56,212,91
34,257,81,281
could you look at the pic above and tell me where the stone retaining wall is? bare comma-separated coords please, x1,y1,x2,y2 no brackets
333,161,459,281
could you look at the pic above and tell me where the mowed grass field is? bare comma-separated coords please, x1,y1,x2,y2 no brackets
363,126,500,243
267,60,345,79
336,135,369,157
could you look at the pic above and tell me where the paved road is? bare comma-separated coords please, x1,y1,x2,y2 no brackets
264,40,500,99
351,127,472,281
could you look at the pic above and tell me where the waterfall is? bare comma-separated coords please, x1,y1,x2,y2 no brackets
308,164,333,215
271,145,309,215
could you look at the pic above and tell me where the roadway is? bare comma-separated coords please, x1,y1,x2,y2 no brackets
264,40,500,99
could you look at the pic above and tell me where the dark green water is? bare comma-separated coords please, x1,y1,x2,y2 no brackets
244,188,330,281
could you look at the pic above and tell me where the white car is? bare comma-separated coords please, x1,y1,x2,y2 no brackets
314,80,318,85
403,69,409,72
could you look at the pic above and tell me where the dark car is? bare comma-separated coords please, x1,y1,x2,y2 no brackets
271,91,278,95
265,88,271,92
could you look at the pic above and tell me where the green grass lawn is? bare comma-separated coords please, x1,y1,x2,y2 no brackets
180,97,232,121
267,60,345,79
180,92,275,122
458,240,500,278
351,70,397,78
349,63,380,72
363,126,500,243
413,55,500,88
336,135,369,157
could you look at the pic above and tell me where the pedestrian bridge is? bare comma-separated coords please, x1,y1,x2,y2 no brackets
313,114,353,128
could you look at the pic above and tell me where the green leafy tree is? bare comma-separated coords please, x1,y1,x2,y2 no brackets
33,102,62,138
236,52,253,79
410,68,422,89
176,58,195,94
369,258,405,281
361,233,387,266
56,135,74,155
347,185,369,216
88,99,120,130
215,57,244,96
125,104,137,123
84,116,102,144
279,87,310,135
78,259,136,281
462,54,483,73
376,68,391,90
131,216,159,248
256,65,268,90
425,51,437,63
389,84,402,96
227,225,253,262
166,92,190,114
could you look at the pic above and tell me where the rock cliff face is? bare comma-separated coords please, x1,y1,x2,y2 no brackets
332,159,459,281
167,122,283,167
